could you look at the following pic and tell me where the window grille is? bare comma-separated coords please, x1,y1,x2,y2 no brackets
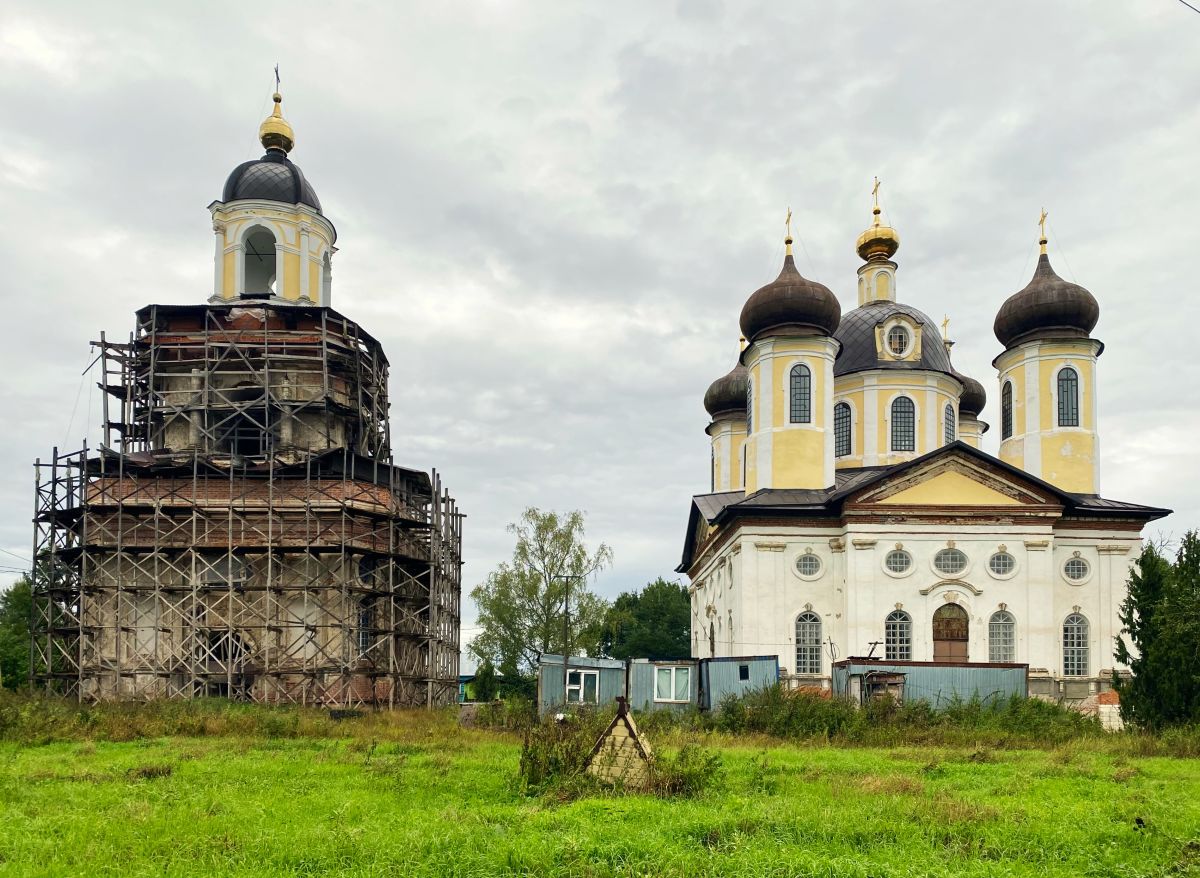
944,403,955,444
1063,614,1089,677
834,402,852,457
1057,367,1079,427
934,548,968,576
795,553,821,577
885,550,912,574
891,397,915,451
885,610,912,660
794,612,822,674
1064,558,1090,581
989,610,1015,662
1002,381,1013,439
887,325,909,355
746,378,753,434
988,552,1015,576
790,364,811,423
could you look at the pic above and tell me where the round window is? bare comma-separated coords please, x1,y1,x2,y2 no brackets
795,553,822,577
933,548,968,576
988,552,1016,577
887,325,910,356
884,550,912,574
1064,558,1090,581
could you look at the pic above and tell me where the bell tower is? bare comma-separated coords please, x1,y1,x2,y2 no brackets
209,85,337,305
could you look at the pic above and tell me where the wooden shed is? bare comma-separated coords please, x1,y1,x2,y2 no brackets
584,697,654,788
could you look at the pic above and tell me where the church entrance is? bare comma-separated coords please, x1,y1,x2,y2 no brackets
932,604,969,661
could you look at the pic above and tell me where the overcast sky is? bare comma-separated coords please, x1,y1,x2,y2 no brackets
1,2,1197,656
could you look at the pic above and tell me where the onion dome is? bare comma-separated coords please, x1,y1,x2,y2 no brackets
855,205,900,261
833,301,955,378
994,233,1098,349
703,362,748,418
739,238,841,342
221,92,323,213
956,372,987,416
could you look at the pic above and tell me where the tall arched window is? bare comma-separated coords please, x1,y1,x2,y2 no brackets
794,611,822,675
746,378,753,435
890,397,915,452
1057,367,1079,427
944,403,955,444
789,364,811,424
885,610,912,660
989,610,1016,662
1063,613,1089,677
1001,381,1013,439
242,226,277,295
834,402,852,457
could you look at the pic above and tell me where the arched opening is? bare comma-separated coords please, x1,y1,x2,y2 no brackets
794,611,822,674
834,402,852,457
890,396,915,451
932,603,969,661
1057,367,1079,427
321,252,333,306
884,610,911,660
242,226,277,295
1001,381,1013,439
789,364,811,423
708,621,715,658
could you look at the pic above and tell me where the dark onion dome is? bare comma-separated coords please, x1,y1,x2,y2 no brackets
994,252,1099,349
703,363,748,418
833,301,955,378
221,92,323,214
956,372,987,416
739,240,841,342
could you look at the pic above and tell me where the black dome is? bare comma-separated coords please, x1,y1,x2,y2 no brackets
704,363,748,418
994,254,1098,349
956,372,987,416
222,148,322,213
833,301,955,377
739,251,841,342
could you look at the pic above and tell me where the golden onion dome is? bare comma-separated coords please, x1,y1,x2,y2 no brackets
855,205,900,261
258,92,295,154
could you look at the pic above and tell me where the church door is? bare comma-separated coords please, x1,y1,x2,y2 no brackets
932,604,969,661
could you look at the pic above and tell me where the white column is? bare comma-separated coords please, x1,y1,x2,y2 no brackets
212,223,226,299
299,224,311,302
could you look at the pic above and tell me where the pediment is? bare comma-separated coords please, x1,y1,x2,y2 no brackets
849,453,1057,508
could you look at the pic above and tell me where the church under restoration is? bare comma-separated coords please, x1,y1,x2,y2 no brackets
680,193,1169,700
32,90,462,707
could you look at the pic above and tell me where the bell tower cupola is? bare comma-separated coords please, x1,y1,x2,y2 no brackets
854,177,901,306
209,79,337,306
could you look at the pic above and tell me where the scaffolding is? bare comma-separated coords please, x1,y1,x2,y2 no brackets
31,301,462,707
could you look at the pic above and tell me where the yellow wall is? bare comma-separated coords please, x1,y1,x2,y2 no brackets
1041,431,1096,493
878,470,1021,506
772,429,826,486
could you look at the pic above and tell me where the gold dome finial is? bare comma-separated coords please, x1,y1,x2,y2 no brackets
784,206,794,256
1038,207,1048,255
855,176,899,261
259,66,295,153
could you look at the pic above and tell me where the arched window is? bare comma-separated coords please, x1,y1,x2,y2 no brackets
885,610,912,660
1063,613,1089,677
794,611,822,675
320,252,333,306
242,226,277,295
989,610,1016,662
890,397,915,452
1001,381,1013,439
709,621,715,657
834,402,852,457
789,364,811,423
1057,367,1079,427
357,597,375,655
944,403,955,444
746,378,753,435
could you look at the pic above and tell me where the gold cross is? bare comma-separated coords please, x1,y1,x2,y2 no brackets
872,176,881,209
274,63,281,92
941,315,950,340
785,207,792,238
1038,207,1048,240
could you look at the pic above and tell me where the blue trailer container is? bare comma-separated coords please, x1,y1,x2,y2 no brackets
699,656,780,710
537,654,627,714
832,659,1028,707
627,659,699,712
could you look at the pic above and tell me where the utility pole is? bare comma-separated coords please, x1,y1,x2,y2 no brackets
554,574,581,709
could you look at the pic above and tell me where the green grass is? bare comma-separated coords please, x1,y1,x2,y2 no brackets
1,707,1198,877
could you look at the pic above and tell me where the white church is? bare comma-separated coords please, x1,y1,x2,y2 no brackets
679,195,1169,699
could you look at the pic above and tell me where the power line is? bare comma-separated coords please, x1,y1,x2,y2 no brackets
1176,0,1200,15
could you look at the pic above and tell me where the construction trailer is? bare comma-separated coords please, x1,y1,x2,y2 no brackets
831,658,1029,707
31,302,462,707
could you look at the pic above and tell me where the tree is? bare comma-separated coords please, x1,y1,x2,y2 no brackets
595,577,691,660
469,508,612,674
0,575,33,691
1114,532,1200,729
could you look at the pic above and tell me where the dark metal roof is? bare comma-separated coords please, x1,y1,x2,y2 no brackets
222,148,322,213
739,253,841,342
677,442,1171,571
994,254,1099,349
833,301,956,378
956,372,987,416
703,363,748,418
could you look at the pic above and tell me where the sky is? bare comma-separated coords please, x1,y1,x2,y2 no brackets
1,2,1198,659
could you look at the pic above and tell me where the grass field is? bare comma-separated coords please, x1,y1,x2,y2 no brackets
1,705,1198,877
